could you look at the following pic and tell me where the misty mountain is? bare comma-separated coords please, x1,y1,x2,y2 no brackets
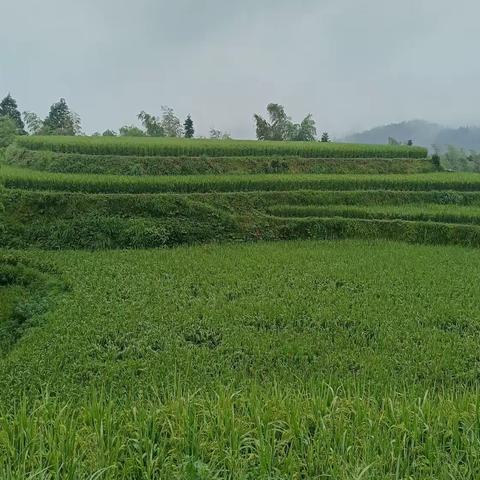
343,120,480,152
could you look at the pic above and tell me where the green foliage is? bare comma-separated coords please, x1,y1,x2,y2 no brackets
2,174,480,249
209,128,231,140
2,386,480,478
3,119,480,476
436,145,480,172
22,111,44,135
432,153,441,170
14,135,429,158
289,113,317,141
1,242,480,477
184,115,194,138
254,103,317,141
0,94,25,134
119,125,146,137
133,107,183,138
42,98,81,136
268,203,480,225
1,167,478,195
4,146,436,176
102,129,117,137
0,255,66,355
160,106,183,138
321,132,330,142
0,117,16,148
137,111,164,137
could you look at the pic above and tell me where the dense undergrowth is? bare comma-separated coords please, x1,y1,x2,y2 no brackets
3,185,480,249
0,254,67,356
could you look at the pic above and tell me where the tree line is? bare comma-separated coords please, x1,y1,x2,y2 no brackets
0,94,331,143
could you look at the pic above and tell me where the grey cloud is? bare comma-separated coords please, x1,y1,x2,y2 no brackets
1,0,479,138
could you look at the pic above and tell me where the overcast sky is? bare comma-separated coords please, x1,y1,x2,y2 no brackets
1,0,479,138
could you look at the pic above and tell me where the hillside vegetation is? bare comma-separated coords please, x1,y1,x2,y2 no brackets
2,242,480,478
2,135,480,478
15,135,428,158
344,119,480,152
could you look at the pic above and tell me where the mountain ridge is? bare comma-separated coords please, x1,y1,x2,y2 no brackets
343,120,480,151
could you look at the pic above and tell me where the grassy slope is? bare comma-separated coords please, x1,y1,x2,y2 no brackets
2,165,480,193
2,240,480,477
5,146,435,176
15,135,428,158
267,203,480,224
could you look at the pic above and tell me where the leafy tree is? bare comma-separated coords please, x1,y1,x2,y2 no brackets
0,94,25,134
137,111,164,137
92,132,101,137
321,132,330,142
102,129,117,137
160,106,183,137
295,115,317,141
22,111,44,135
184,115,194,138
254,103,290,141
119,125,146,137
254,103,316,141
43,98,81,135
209,128,231,140
0,116,17,147
407,139,413,146
388,137,399,145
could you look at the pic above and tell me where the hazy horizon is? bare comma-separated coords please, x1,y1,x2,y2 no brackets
2,0,479,138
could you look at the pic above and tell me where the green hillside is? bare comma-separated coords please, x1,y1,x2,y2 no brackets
2,136,480,478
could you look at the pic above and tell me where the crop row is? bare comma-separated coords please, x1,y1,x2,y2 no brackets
2,167,480,194
15,135,429,159
5,146,434,176
2,242,480,477
268,204,480,225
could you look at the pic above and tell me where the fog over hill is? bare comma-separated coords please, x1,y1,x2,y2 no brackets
343,120,480,152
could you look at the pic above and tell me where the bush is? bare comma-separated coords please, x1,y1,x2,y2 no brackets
0,117,16,148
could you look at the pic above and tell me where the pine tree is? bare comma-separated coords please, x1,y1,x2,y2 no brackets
321,132,330,142
0,94,26,134
184,115,194,138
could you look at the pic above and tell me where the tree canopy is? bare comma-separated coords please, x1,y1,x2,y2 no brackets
0,94,25,134
254,103,317,141
43,98,81,135
184,115,194,138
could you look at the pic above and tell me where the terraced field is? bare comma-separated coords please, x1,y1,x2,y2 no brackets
3,137,480,478
1,136,480,249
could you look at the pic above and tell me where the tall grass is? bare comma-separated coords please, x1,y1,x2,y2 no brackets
15,135,429,159
2,241,480,477
267,203,480,225
2,386,480,479
4,145,435,176
2,166,480,194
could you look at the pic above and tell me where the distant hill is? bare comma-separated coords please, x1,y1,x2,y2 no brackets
343,120,480,152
